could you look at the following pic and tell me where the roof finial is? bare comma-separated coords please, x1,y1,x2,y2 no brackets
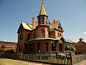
42,0,44,5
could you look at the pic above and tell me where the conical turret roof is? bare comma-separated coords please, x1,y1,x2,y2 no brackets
39,2,47,16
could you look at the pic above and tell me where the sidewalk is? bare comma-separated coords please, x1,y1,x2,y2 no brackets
74,60,86,65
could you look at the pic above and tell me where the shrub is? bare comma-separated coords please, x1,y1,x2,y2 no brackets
2,48,7,52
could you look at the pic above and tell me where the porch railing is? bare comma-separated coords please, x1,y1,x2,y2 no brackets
26,51,59,54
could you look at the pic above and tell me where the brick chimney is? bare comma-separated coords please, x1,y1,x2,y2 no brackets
32,17,35,28
53,20,56,23
79,38,83,41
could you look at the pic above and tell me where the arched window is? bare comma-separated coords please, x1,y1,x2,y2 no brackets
39,18,40,24
41,29,45,37
58,33,59,37
42,18,44,24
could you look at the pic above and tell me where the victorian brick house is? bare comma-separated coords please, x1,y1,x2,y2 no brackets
75,38,86,53
17,1,74,54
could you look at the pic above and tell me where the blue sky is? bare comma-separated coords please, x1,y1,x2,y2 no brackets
0,0,86,42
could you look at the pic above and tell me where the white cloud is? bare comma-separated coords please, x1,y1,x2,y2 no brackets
83,32,86,34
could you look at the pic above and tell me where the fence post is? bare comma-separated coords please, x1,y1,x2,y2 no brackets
77,57,78,63
40,56,41,61
81,56,82,61
28,56,29,60
48,56,49,62
70,52,73,65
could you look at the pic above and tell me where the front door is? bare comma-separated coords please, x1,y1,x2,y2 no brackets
59,44,62,52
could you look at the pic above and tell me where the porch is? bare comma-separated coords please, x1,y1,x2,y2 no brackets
23,38,75,55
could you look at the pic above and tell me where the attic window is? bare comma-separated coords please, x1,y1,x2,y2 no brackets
58,26,60,29
21,28,22,31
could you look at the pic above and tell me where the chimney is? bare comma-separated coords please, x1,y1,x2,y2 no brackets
32,17,35,28
53,20,56,23
79,38,83,41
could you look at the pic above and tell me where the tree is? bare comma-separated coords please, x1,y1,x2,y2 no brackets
72,42,76,45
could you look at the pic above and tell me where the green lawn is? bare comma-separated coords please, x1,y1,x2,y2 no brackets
0,58,29,65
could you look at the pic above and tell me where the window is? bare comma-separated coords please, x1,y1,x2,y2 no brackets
38,43,40,52
34,33,35,38
28,33,30,40
21,44,22,52
42,18,44,24
41,29,45,37
58,33,59,37
21,28,22,31
19,45,20,52
20,34,21,40
45,18,47,24
58,26,60,29
22,33,23,40
60,33,61,36
46,43,48,51
39,18,40,24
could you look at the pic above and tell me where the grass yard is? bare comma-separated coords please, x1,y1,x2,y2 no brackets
0,58,29,65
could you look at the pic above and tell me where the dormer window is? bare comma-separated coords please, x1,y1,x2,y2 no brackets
42,18,44,24
58,26,60,29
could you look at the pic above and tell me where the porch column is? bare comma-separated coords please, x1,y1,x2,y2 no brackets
56,42,58,51
35,42,37,54
51,43,52,54
63,44,65,52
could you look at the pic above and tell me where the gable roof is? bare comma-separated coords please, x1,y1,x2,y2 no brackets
21,22,32,30
50,21,59,29
50,21,64,31
75,40,86,46
17,20,64,33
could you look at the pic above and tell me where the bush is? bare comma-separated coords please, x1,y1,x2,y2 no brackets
2,48,7,52
71,46,76,51
2,47,16,54
65,45,70,50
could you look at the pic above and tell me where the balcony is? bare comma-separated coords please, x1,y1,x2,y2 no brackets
28,35,58,40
